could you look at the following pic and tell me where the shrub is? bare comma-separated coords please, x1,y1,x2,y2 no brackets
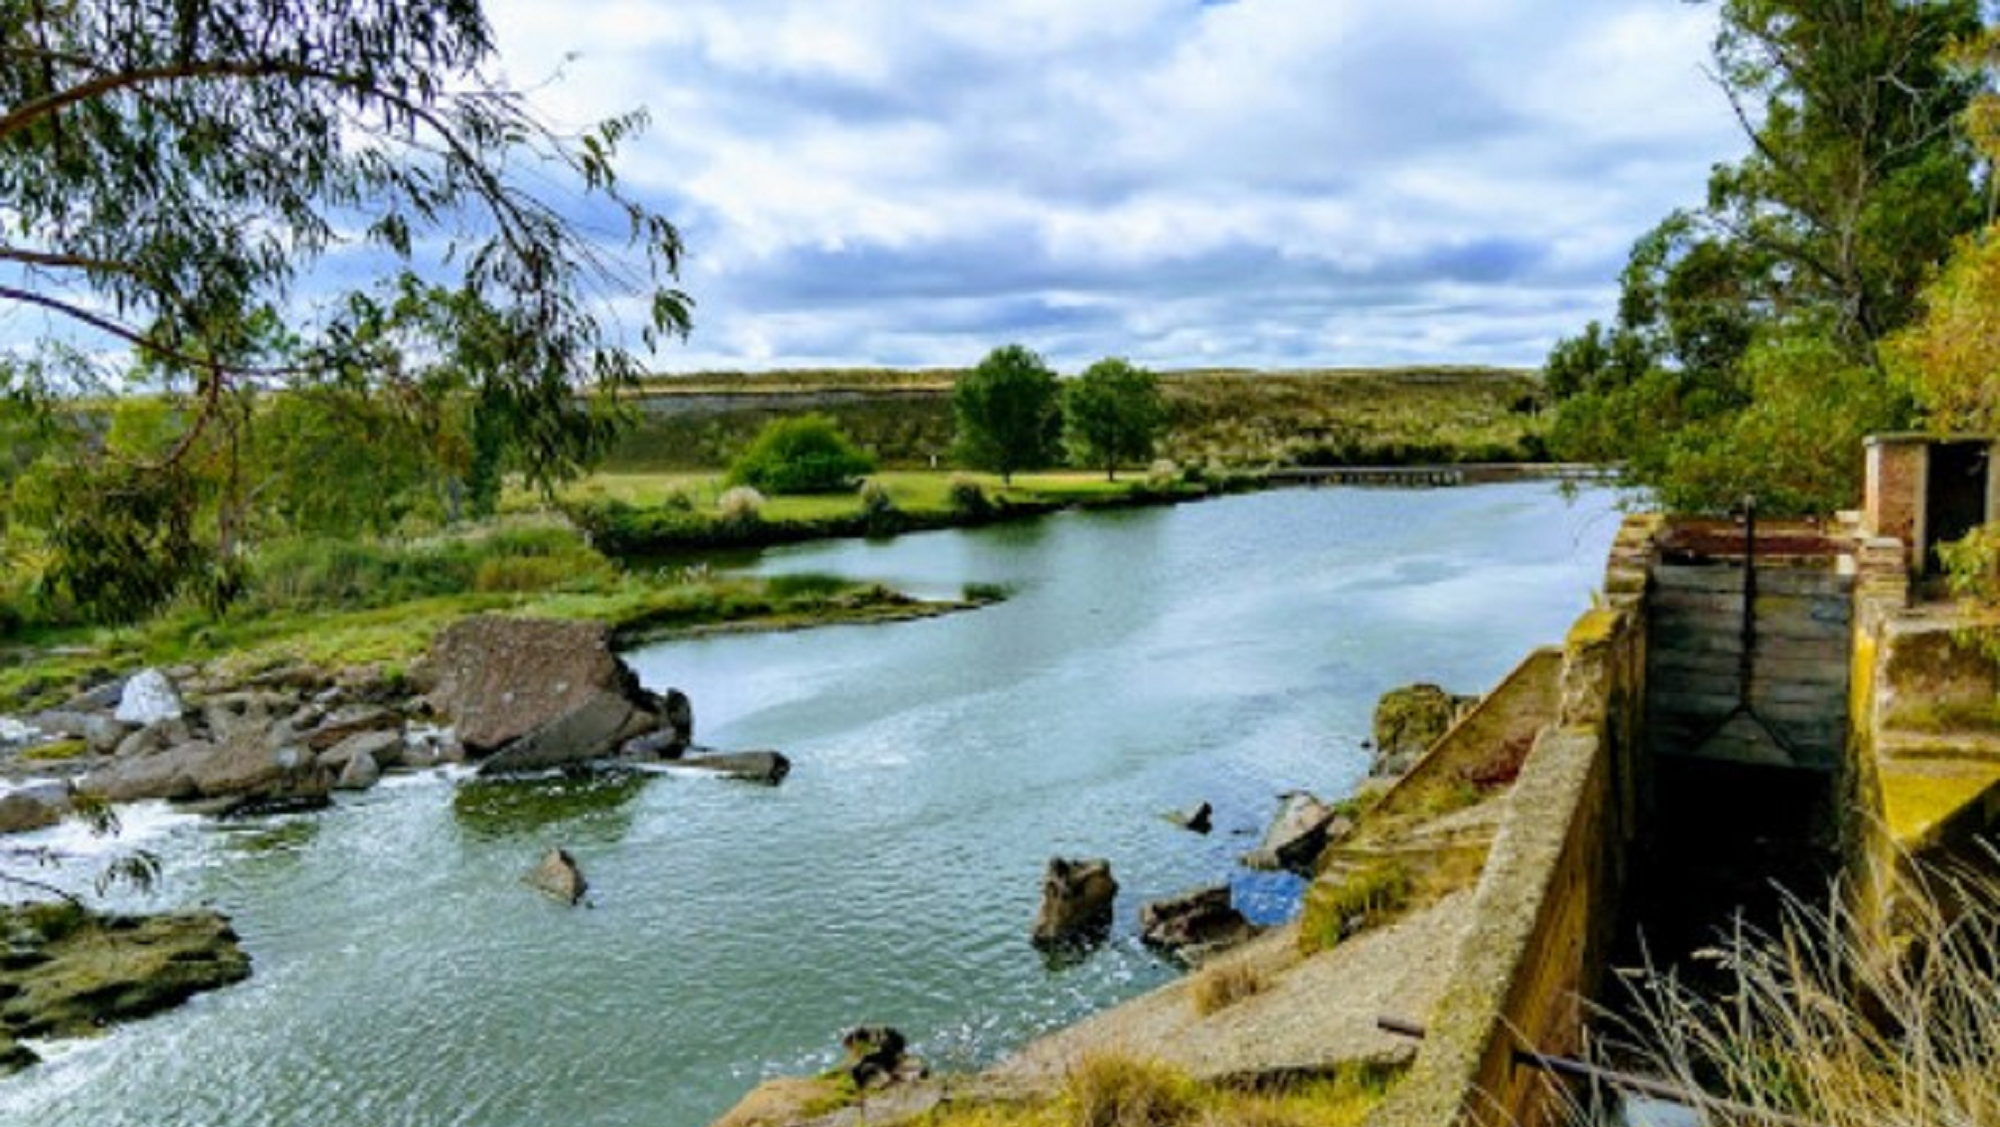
947,474,991,515
661,489,696,512
726,414,876,494
718,486,766,524
1145,459,1180,491
858,479,896,516
1300,861,1413,952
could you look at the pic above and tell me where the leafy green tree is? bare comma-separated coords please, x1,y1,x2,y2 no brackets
1063,358,1164,481
953,345,1060,485
1546,0,1983,515
726,414,876,495
0,0,689,619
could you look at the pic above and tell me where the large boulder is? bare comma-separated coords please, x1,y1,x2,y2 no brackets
1370,682,1476,777
1242,792,1337,874
1031,857,1118,947
114,669,184,726
426,616,691,772
187,728,327,801
1139,884,1256,960
81,743,209,802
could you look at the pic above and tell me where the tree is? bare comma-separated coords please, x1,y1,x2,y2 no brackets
952,345,1060,486
726,414,876,495
1063,358,1164,481
1545,0,1984,515
0,0,689,619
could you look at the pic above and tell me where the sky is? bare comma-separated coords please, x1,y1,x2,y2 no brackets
476,0,1745,374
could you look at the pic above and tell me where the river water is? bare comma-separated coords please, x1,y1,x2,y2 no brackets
0,484,1620,1127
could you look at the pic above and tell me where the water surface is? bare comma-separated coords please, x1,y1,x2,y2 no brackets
0,484,1620,1127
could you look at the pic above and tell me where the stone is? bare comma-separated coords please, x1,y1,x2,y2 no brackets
202,692,296,743
1138,884,1256,959
0,784,71,835
56,678,127,713
334,750,381,791
301,704,398,752
319,729,405,773
618,728,686,761
28,710,127,756
113,717,191,760
1242,792,1336,874
188,728,327,800
1165,801,1213,834
840,1025,926,1089
1370,682,1476,776
424,616,639,754
1031,857,1117,947
114,669,184,726
0,904,250,1049
81,744,208,802
476,694,649,776
674,750,790,785
523,847,588,905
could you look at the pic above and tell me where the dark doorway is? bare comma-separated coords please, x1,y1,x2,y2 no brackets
1926,441,1991,575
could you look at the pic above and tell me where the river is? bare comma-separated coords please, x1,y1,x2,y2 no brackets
0,483,1621,1127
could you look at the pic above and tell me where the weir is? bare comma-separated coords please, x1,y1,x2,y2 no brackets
1363,446,2000,1127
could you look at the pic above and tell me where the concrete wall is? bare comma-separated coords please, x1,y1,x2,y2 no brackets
1366,517,1652,1127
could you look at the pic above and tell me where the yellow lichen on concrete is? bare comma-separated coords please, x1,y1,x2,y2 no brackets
1879,765,2000,851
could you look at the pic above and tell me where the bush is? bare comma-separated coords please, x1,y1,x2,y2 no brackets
1189,961,1266,1016
718,486,766,524
1063,1055,1199,1127
947,474,991,515
726,414,875,494
858,479,896,516
1300,861,1413,952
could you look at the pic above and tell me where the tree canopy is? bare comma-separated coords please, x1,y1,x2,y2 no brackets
0,0,689,619
1545,0,1985,515
1063,358,1164,481
952,344,1061,486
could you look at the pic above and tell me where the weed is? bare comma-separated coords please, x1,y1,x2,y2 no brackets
1299,861,1413,953
1189,961,1266,1016
1064,1054,1201,1127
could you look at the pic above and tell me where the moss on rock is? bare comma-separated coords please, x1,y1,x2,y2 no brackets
0,903,250,1050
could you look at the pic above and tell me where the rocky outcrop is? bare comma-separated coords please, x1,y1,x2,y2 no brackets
0,902,251,1059
1370,682,1475,776
1139,885,1257,961
1242,792,1341,874
523,847,589,905
840,1025,926,1089
1032,857,1117,947
424,616,691,775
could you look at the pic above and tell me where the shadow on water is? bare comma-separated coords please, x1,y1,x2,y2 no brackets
450,770,650,842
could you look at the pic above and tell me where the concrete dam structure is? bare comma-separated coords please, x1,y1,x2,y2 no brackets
1358,443,2000,1127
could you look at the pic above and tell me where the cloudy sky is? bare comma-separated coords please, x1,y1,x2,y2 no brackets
480,0,1742,373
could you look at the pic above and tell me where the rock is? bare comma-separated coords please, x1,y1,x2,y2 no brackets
0,784,71,835
301,704,398,752
27,710,127,756
1242,792,1336,874
1139,885,1257,960
188,728,327,801
0,903,250,1049
81,743,208,802
425,616,638,754
476,693,652,776
334,750,381,791
113,717,192,760
319,729,405,773
1165,801,1213,834
1370,682,1476,776
618,728,686,762
674,750,790,785
523,847,588,905
201,692,297,743
841,1025,926,1089
114,669,184,726
1031,857,1117,947
0,716,37,751
657,688,693,750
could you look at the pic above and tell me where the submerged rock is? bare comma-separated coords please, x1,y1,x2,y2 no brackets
675,750,790,786
0,902,250,1052
1031,857,1118,947
1165,801,1214,834
524,847,589,906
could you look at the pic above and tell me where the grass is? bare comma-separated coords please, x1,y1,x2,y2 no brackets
1576,858,1999,1127
916,1055,1394,1127
1189,961,1267,1017
1299,861,1414,953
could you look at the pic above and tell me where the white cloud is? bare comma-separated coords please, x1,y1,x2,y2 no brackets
479,0,1743,371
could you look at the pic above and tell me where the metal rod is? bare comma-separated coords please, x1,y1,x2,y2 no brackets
1740,493,1757,702
1375,1016,1827,1127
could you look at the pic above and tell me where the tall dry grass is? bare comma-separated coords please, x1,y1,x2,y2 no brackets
1581,858,1998,1127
